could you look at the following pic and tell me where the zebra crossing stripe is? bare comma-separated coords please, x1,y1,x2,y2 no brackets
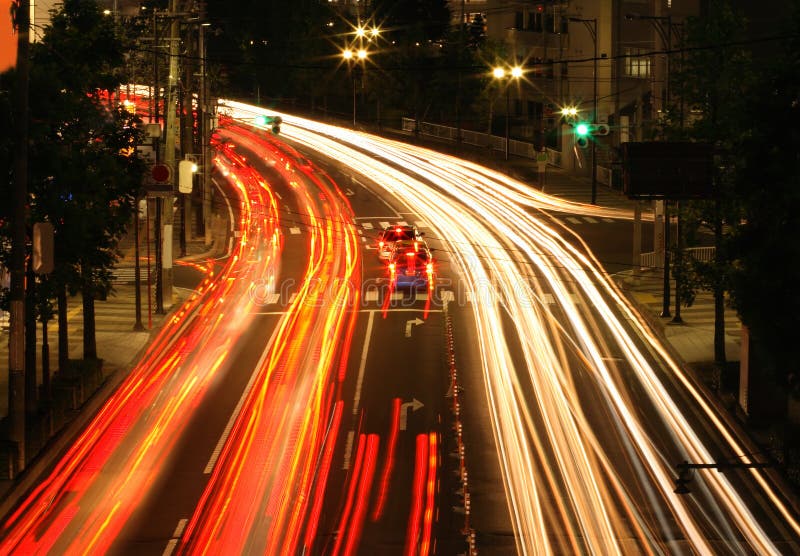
365,290,379,302
379,221,390,229
567,217,582,224
362,222,374,230
583,216,599,224
290,227,301,234
602,218,615,223
415,221,428,228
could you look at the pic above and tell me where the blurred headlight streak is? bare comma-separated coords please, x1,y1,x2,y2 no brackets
218,100,799,554
178,121,361,554
0,122,283,553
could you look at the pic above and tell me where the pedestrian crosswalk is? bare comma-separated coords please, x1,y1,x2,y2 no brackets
563,215,617,225
616,271,741,330
353,214,618,237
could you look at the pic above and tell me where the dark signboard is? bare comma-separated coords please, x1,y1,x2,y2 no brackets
622,142,714,200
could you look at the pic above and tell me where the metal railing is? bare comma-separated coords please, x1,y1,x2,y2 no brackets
639,246,716,270
401,117,562,167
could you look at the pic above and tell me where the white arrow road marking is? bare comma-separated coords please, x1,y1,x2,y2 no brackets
405,317,425,337
345,188,355,196
400,398,424,431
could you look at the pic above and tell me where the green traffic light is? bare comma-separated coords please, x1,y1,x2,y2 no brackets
576,122,590,136
254,115,268,126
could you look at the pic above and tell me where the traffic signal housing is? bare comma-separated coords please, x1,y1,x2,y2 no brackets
573,122,610,148
575,121,590,148
253,114,282,135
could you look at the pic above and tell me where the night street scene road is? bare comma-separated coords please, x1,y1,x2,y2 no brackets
1,0,799,554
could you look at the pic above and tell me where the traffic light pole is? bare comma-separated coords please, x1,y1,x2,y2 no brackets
568,17,598,204
591,20,598,205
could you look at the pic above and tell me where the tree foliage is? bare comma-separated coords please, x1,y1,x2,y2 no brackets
663,0,800,394
205,0,335,103
662,0,753,364
728,1,800,395
0,0,145,360
366,0,451,126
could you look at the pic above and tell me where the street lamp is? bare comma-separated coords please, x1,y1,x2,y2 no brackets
342,48,367,127
568,17,598,204
492,65,523,161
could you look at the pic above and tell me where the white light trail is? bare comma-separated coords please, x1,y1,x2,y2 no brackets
218,99,799,555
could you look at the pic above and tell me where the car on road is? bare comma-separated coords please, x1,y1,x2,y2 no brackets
376,225,422,262
388,239,434,289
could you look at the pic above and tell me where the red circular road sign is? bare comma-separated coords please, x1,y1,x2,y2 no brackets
151,163,170,183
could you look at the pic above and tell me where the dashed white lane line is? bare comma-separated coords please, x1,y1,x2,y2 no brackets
290,227,301,234
352,311,376,417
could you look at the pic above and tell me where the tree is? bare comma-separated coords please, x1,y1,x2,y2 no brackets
662,0,753,366
728,1,800,397
0,0,145,369
369,0,452,130
205,0,335,105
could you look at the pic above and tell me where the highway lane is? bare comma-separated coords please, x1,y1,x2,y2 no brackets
221,100,800,554
238,127,460,554
4,96,797,555
0,122,298,554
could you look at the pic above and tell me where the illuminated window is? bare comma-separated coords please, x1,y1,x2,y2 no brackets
624,47,651,78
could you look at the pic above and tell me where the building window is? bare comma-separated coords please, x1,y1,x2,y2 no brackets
624,47,651,78
527,11,543,32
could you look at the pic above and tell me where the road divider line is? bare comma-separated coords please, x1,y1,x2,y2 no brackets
352,311,375,416
342,430,355,470
204,321,283,474
162,518,188,555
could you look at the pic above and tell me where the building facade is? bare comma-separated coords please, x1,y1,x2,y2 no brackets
481,0,699,171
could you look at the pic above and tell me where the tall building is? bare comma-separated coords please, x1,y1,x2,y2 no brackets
484,0,699,173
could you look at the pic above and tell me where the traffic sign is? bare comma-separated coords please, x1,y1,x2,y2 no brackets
151,163,170,183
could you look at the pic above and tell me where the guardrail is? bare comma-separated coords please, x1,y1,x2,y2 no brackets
639,246,716,270
401,117,562,167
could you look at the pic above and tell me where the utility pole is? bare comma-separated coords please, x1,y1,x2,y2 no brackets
180,19,194,258
162,0,180,309
199,22,212,246
9,0,31,475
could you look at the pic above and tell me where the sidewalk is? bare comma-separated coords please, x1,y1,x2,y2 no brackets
0,207,229,480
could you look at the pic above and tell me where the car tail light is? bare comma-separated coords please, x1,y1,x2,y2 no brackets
389,263,395,273
426,263,433,273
